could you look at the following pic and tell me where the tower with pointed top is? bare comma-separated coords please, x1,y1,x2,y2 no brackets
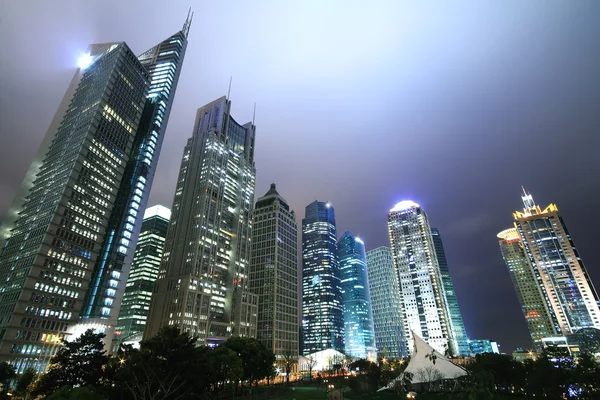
248,184,298,371
75,19,191,342
144,96,257,344
0,18,190,371
507,191,600,338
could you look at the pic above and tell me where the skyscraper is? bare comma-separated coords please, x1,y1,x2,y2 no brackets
431,228,470,356
387,201,453,355
511,190,600,335
497,227,558,349
338,232,376,360
76,18,190,339
0,41,152,372
114,205,171,346
144,96,257,344
366,246,407,359
248,184,298,371
301,201,344,355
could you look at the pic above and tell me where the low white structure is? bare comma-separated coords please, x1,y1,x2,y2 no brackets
379,332,467,391
299,349,352,372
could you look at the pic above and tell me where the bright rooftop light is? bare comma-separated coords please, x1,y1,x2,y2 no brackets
390,200,419,212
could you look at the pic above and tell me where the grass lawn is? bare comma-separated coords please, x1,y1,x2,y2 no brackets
240,384,529,399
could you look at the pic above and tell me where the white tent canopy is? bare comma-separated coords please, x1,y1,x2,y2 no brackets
379,331,467,391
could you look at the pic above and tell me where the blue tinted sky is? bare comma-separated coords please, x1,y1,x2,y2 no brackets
1,0,599,352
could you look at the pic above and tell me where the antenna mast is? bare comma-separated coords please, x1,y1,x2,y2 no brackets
182,7,194,38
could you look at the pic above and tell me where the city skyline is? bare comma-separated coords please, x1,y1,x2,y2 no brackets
2,1,600,353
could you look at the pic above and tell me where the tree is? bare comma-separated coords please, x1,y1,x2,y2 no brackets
281,350,296,384
34,329,107,395
222,336,275,387
210,346,243,396
305,356,317,381
0,361,16,393
15,368,36,399
114,326,212,400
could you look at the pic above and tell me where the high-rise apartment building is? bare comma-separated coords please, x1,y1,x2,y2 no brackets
76,20,190,338
497,227,558,349
301,201,344,355
145,97,257,344
366,246,407,359
510,191,600,335
431,228,470,356
114,205,171,346
338,232,376,360
0,40,154,372
248,184,298,371
387,201,453,355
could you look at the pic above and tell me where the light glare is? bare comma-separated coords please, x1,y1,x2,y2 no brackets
78,54,93,69
390,200,419,213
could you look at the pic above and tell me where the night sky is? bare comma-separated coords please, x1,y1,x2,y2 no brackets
1,1,599,353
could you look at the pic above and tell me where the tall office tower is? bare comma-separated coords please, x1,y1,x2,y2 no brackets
301,201,344,355
366,246,407,359
387,201,453,355
76,18,191,339
0,42,151,372
337,232,376,360
114,205,171,346
431,228,470,356
145,97,257,344
511,190,600,334
248,184,298,371
497,227,558,349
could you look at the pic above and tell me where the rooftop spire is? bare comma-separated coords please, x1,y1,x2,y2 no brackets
521,186,536,211
182,7,194,38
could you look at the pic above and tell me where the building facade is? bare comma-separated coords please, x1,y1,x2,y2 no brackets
431,228,470,356
144,97,257,344
366,246,407,359
468,339,499,355
114,205,171,346
301,201,344,355
387,201,453,355
248,184,298,371
512,191,600,335
497,227,558,349
337,232,376,360
0,42,151,372
75,21,190,339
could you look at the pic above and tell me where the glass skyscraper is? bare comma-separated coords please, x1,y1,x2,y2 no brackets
114,205,171,346
145,97,258,344
76,20,190,339
338,232,376,360
248,184,298,371
510,191,600,335
431,228,470,356
0,41,152,372
387,201,454,355
301,201,344,355
497,227,558,349
366,246,407,359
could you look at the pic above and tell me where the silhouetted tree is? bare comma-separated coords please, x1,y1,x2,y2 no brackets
33,329,107,395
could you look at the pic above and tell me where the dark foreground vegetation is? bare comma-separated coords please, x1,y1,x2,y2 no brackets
0,328,598,399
